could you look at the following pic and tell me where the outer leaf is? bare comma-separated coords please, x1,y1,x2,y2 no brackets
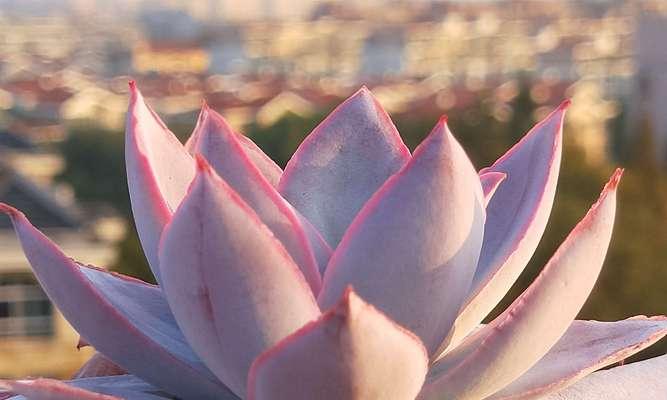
0,379,120,400
0,203,233,400
247,288,428,400
319,118,485,355
125,82,194,283
185,106,327,292
1,375,167,400
69,375,163,398
443,102,568,352
487,317,667,399
279,87,410,247
480,172,506,207
74,353,126,379
185,105,283,187
541,354,667,400
422,169,622,400
158,158,321,398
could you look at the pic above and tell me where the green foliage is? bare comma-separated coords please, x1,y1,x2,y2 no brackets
57,126,130,214
246,111,328,168
112,223,156,284
57,126,151,281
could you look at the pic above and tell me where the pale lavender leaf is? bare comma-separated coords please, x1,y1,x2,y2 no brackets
234,133,283,187
422,169,621,400
0,203,234,400
247,288,428,400
1,375,168,400
0,379,121,400
279,87,410,247
488,317,667,400
443,102,569,353
125,82,195,283
319,118,485,355
158,158,321,397
185,106,327,292
185,105,283,187
541,354,667,400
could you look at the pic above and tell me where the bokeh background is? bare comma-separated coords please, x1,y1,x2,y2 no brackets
0,0,665,378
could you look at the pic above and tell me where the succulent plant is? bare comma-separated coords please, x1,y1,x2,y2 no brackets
1,83,666,400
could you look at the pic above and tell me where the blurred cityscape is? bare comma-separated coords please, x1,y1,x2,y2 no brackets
0,0,666,379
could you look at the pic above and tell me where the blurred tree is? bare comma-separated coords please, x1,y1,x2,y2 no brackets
112,224,155,284
246,111,328,168
57,126,129,213
57,127,151,281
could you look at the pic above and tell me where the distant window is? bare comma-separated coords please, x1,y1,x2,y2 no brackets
0,273,54,337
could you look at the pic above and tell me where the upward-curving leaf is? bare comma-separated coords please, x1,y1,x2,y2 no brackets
159,158,321,398
422,169,622,400
487,317,667,400
125,82,195,283
279,87,410,248
185,105,282,187
442,102,569,353
319,118,485,356
0,203,234,400
185,106,327,292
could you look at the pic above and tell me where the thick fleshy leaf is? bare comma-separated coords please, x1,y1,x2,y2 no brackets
0,379,121,400
74,353,126,379
0,203,233,400
480,171,507,207
422,169,621,400
1,375,167,400
185,106,327,292
542,354,667,400
488,317,667,400
279,87,411,247
185,105,283,187
125,82,195,283
158,158,321,398
65,375,164,400
247,288,428,400
319,118,485,355
442,102,569,353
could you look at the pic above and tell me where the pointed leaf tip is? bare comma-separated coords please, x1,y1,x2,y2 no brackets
586,168,623,217
559,98,572,110
332,285,360,318
0,202,21,219
607,167,624,190
279,85,410,247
